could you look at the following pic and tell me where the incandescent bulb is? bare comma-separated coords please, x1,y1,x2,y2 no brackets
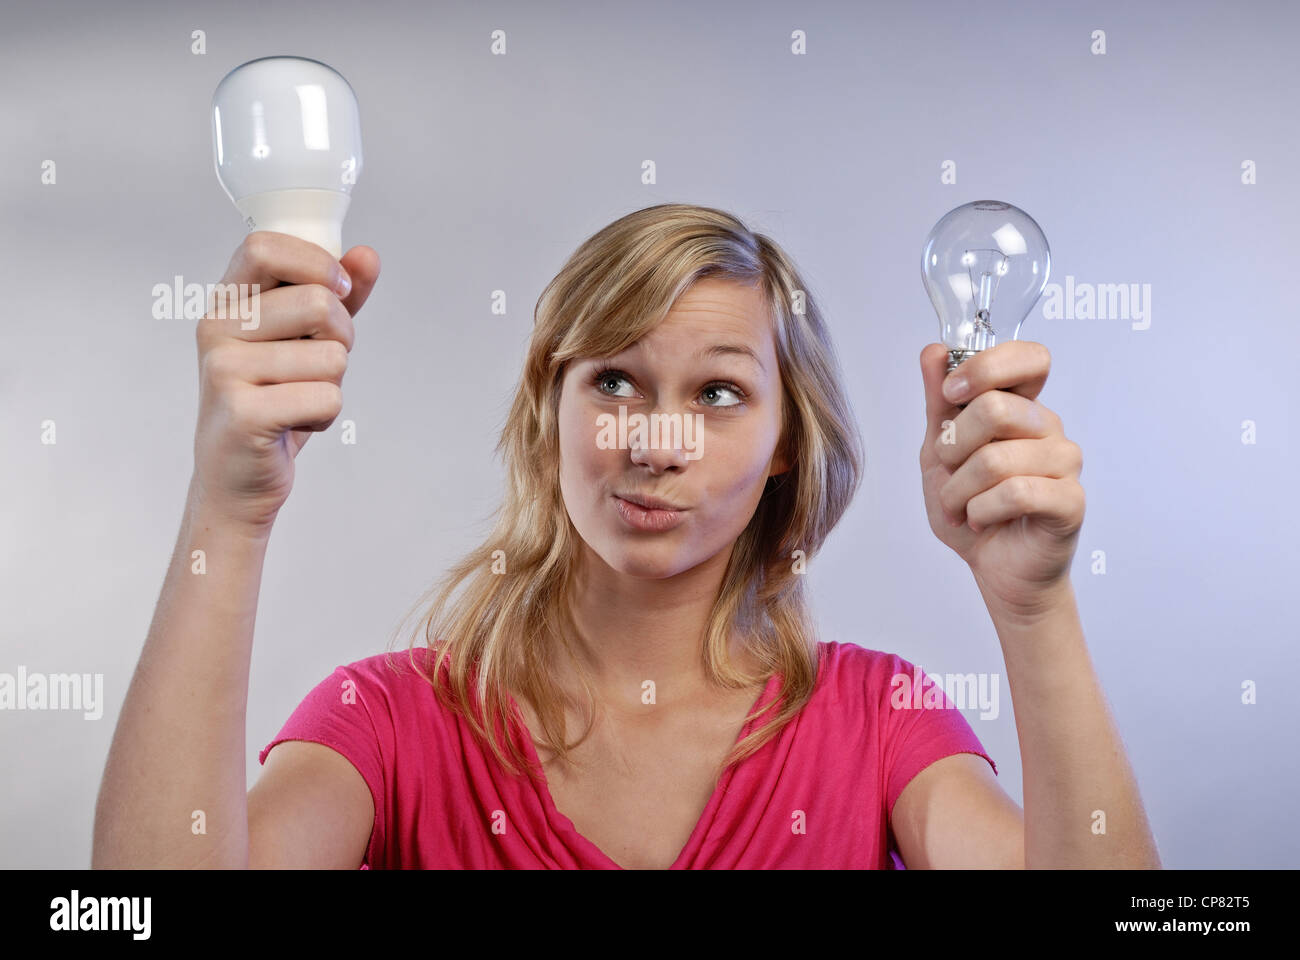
921,200,1050,375
211,56,363,259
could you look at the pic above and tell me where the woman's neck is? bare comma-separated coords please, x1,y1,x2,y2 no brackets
562,542,754,708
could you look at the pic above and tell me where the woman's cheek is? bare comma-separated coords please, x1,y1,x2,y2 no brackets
707,451,764,524
561,402,602,472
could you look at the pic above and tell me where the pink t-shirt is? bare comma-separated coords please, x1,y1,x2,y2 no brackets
258,640,997,869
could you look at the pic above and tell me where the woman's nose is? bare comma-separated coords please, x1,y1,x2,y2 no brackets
628,413,694,472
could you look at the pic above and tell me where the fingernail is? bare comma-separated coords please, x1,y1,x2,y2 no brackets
943,376,967,402
335,268,353,297
948,514,962,527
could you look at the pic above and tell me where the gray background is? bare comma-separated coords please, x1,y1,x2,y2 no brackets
2,0,1296,868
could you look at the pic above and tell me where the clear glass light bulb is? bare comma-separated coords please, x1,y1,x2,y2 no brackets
211,56,363,259
920,200,1050,375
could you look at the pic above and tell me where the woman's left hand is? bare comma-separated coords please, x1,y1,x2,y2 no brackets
918,340,1086,616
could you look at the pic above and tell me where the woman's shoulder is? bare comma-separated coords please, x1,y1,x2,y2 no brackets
812,639,918,703
341,645,442,683
816,638,915,675
328,646,452,717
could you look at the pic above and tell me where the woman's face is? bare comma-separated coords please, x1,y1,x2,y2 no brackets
557,276,790,580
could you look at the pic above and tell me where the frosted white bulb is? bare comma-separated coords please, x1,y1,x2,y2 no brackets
920,200,1050,375
212,56,363,259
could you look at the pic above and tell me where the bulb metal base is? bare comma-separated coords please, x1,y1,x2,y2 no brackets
947,349,979,374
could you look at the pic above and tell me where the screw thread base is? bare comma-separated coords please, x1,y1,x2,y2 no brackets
947,349,980,374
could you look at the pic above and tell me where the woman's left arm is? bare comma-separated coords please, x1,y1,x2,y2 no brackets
909,340,1160,868
982,578,1161,867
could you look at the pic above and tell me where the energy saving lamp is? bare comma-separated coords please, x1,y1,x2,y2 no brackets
211,55,362,259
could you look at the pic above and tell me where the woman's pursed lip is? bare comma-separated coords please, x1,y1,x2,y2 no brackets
612,493,689,532
614,492,687,511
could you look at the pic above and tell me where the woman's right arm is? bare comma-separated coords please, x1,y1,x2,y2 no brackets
91,232,381,868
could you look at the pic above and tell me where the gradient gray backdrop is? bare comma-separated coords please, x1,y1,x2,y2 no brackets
2,0,1296,868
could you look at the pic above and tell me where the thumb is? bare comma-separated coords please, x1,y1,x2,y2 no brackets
338,245,381,317
920,342,958,441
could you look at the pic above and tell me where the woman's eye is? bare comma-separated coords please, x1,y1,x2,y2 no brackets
700,383,743,407
591,368,746,408
594,370,636,398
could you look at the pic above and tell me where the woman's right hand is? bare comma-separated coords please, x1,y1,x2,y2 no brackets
192,232,381,532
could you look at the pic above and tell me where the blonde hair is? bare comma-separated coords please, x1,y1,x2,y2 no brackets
389,202,864,785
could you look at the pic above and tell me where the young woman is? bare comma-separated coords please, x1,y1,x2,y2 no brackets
93,203,1158,869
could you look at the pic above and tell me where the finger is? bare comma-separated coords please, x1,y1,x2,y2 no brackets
934,390,1059,471
208,282,356,348
205,338,348,388
220,230,353,296
938,437,1082,524
965,475,1086,538
338,245,381,317
920,342,961,448
230,380,345,437
941,339,1051,408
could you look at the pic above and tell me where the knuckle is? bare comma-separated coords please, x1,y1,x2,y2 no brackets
984,391,1012,425
981,441,1011,481
933,420,957,458
315,380,343,416
1068,440,1084,475
968,389,993,418
201,343,237,385
307,283,334,325
242,231,272,270
937,484,953,517
1009,475,1035,510
329,295,356,350
324,339,348,378
225,384,258,431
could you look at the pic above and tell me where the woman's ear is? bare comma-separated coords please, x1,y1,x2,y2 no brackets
768,435,793,479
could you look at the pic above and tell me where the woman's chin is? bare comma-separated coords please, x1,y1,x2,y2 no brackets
603,549,692,581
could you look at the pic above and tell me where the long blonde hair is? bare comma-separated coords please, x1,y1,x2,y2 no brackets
389,203,864,784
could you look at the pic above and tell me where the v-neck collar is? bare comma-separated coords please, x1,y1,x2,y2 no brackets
506,670,783,869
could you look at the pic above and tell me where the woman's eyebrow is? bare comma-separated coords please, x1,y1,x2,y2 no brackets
604,341,766,374
694,343,766,374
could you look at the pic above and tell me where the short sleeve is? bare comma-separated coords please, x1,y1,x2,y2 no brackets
878,654,998,818
258,663,386,867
